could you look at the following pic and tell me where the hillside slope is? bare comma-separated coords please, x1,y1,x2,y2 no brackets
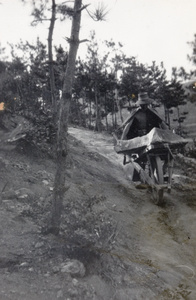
0,126,196,299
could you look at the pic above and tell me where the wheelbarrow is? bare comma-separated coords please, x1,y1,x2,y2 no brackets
114,128,189,205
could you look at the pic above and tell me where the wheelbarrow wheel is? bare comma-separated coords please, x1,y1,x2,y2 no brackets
153,156,164,184
151,156,164,205
152,186,164,205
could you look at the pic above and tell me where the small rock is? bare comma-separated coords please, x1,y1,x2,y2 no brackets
42,180,49,186
61,259,86,277
72,278,78,286
28,267,34,272
37,170,54,180
15,188,34,200
18,194,28,199
35,241,44,248
20,262,29,267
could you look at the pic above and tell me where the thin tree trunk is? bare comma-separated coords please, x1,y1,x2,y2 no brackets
114,111,117,129
89,96,92,128
114,88,123,124
177,106,182,135
51,0,82,235
95,88,99,131
104,93,108,131
95,86,101,131
48,0,57,114
111,101,114,129
112,112,114,129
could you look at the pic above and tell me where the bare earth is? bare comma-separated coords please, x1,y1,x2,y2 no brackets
0,126,196,300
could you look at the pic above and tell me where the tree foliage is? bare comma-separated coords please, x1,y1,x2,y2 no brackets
1,3,192,135
0,35,189,133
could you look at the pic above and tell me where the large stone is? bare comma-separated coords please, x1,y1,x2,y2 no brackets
60,259,86,277
15,188,35,200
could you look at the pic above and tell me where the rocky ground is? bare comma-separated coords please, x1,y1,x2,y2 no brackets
0,124,196,300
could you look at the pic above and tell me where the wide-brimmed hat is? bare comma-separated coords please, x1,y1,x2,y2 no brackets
136,92,153,105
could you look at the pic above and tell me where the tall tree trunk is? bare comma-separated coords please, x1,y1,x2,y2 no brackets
48,0,57,115
111,101,115,129
114,66,123,124
48,0,57,114
104,93,108,131
95,86,101,131
50,0,82,235
115,89,123,124
89,96,92,128
177,106,182,135
114,110,117,129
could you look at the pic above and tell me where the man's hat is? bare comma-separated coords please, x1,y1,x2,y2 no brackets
136,92,153,106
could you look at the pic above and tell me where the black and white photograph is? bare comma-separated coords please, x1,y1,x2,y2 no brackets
0,0,196,299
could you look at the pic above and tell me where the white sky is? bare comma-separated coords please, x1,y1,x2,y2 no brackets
0,0,196,77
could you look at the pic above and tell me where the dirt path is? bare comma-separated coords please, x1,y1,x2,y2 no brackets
69,127,196,299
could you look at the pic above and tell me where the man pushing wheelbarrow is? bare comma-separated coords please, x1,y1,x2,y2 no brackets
114,92,189,205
